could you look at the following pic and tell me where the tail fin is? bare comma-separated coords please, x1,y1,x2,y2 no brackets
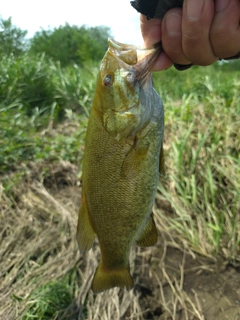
91,263,133,293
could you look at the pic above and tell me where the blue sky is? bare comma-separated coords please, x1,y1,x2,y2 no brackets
1,0,143,45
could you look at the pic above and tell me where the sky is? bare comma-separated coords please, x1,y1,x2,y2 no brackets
1,0,143,46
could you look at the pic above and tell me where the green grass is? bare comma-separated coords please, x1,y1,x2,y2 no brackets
0,53,96,116
20,269,82,320
0,54,95,174
0,106,88,174
21,282,73,319
154,64,240,259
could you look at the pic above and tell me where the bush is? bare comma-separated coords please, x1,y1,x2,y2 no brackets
29,24,111,67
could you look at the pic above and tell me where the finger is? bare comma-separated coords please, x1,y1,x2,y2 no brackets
182,0,218,65
151,52,173,71
140,14,162,47
162,8,191,65
210,0,240,58
140,14,172,71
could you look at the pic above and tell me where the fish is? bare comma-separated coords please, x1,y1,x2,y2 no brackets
76,38,165,293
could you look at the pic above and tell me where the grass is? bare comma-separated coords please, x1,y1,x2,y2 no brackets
0,54,239,319
154,65,240,260
21,276,79,320
0,53,94,174
0,107,88,174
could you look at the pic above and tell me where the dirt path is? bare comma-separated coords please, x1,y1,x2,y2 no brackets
134,244,240,319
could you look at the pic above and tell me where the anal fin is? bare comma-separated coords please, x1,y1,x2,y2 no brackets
136,214,158,247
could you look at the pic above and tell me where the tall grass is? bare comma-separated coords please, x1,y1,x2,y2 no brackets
0,53,96,116
0,54,96,174
154,65,240,259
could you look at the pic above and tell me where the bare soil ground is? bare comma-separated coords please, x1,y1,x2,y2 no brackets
1,161,240,319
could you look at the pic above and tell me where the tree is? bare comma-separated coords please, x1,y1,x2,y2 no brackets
0,16,27,56
29,24,111,67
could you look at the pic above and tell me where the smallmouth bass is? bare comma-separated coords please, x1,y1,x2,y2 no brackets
77,39,165,292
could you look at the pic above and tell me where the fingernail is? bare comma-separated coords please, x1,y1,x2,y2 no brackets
216,0,230,12
187,0,204,20
165,12,181,36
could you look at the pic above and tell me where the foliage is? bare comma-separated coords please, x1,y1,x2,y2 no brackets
0,16,27,56
153,62,240,104
22,282,73,319
0,53,55,115
154,64,240,257
0,53,96,174
0,105,88,174
213,58,240,71
0,53,96,118
21,277,78,320
29,24,111,67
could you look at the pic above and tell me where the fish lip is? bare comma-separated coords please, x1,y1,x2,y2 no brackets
108,38,137,52
107,38,162,83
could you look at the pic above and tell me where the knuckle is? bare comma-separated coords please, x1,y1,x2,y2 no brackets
210,23,231,40
210,30,240,58
163,40,190,65
182,34,217,66
182,32,200,48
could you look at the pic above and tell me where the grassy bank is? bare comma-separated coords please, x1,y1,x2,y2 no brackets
155,65,240,259
0,56,239,319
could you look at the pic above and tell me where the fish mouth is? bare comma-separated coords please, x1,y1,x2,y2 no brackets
108,38,162,83
108,38,138,52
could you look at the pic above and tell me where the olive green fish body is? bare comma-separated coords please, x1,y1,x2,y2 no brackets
77,39,164,292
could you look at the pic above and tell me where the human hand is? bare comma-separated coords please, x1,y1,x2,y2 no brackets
140,0,240,71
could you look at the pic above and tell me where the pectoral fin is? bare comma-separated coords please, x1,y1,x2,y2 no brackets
76,192,96,253
136,214,158,247
159,143,165,176
121,137,148,178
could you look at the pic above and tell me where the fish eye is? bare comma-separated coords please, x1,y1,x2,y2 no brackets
103,74,113,86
